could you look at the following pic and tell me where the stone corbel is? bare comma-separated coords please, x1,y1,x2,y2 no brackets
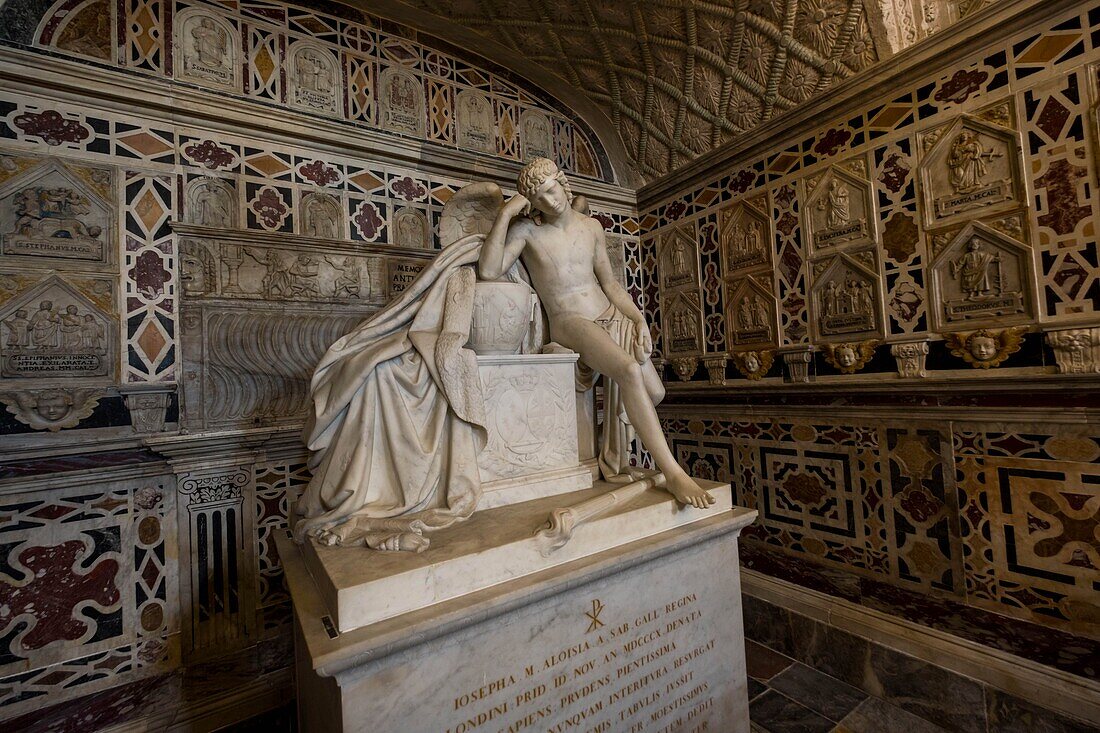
120,383,176,434
890,338,931,378
778,345,814,383
671,356,698,382
1045,327,1100,374
702,354,728,386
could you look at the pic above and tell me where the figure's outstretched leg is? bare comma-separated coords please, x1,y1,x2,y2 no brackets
554,318,714,509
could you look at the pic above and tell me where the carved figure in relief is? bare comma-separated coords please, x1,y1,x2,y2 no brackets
294,160,712,553
81,314,105,351
59,305,83,349
944,326,1025,368
394,209,428,248
951,238,1001,299
180,241,217,296
4,309,29,348
245,248,293,298
191,180,233,228
818,179,850,229
192,18,228,69
482,158,712,508
741,221,762,256
11,187,102,241
302,194,338,239
670,237,689,275
390,75,417,113
288,254,321,298
947,131,999,193
326,256,363,298
29,300,60,348
297,50,330,93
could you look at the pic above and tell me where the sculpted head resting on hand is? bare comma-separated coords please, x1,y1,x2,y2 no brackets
517,157,572,219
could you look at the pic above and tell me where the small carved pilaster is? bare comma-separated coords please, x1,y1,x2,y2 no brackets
891,339,930,379
779,345,814,383
121,384,175,434
1045,327,1100,374
702,354,728,386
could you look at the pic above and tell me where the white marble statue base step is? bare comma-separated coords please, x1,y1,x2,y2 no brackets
277,488,757,733
300,476,735,632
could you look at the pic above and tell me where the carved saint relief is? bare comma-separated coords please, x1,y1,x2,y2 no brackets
726,277,776,349
456,90,496,154
0,275,113,380
0,160,112,264
928,223,1031,330
290,43,339,115
392,207,430,248
379,67,425,137
659,227,697,289
520,110,554,162
176,10,239,91
186,177,236,228
720,203,769,273
920,117,1021,228
805,168,873,251
663,291,703,355
300,192,341,239
811,255,881,341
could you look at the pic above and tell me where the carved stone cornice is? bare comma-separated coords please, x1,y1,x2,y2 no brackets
171,223,437,261
145,426,307,472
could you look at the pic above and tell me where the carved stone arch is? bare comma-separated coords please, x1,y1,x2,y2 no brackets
456,90,496,154
185,176,237,229
0,158,114,267
378,67,425,137
803,165,876,254
174,7,240,92
918,114,1023,230
726,276,778,350
38,0,115,61
928,220,1034,331
289,41,340,116
520,109,554,162
810,252,884,343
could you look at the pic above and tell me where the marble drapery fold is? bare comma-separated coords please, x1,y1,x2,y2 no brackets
293,236,487,552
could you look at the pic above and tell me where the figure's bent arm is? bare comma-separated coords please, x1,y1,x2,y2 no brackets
478,195,529,280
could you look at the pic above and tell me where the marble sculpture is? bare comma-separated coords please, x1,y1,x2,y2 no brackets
294,159,713,552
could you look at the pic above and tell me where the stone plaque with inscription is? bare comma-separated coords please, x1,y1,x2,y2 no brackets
280,484,754,733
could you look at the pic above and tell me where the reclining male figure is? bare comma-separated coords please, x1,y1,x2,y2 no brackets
479,158,715,509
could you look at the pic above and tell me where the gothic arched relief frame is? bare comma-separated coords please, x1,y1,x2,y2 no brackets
288,41,340,116
455,89,496,154
803,165,876,255
719,199,771,275
299,191,343,240
657,223,699,291
927,220,1035,331
38,0,116,62
726,275,778,351
809,252,885,343
918,114,1023,231
378,66,426,138
662,289,704,357
174,8,241,93
184,176,238,229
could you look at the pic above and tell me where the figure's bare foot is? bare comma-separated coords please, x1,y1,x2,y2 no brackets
666,474,715,509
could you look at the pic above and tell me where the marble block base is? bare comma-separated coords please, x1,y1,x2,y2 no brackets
302,479,736,632
278,488,757,733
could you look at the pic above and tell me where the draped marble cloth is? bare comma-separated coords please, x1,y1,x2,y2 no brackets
294,236,489,550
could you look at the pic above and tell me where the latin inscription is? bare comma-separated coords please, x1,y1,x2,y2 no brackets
444,593,716,733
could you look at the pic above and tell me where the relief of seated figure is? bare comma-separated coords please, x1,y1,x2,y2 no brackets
293,159,712,553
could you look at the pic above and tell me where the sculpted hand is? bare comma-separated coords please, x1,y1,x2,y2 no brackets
633,320,653,362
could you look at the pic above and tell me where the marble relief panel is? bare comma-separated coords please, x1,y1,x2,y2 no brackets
809,252,883,342
455,89,495,154
379,67,425,137
803,163,875,254
719,198,771,273
287,41,339,116
174,8,240,92
726,275,778,350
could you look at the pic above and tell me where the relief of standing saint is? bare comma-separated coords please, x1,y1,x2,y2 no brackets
192,18,228,69
818,179,850,229
947,131,998,193
951,238,1000,299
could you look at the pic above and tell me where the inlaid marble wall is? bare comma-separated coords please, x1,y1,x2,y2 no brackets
641,0,1100,656
0,0,638,725
640,3,1100,381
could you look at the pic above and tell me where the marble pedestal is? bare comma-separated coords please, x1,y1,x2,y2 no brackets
278,482,757,733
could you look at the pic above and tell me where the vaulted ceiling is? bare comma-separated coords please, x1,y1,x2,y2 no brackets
364,1,977,184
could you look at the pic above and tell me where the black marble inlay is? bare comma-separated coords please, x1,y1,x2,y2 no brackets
985,689,1097,733
840,697,950,733
749,689,834,733
768,663,867,722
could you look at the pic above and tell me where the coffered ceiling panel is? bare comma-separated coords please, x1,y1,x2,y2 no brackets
397,0,885,180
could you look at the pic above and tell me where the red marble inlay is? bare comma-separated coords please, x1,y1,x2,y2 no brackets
1037,158,1090,236
297,160,340,187
934,69,988,104
13,110,90,146
131,250,170,298
183,140,235,170
250,187,289,229
1035,98,1071,140
391,175,427,201
353,201,383,239
0,540,120,651
812,128,851,157
729,169,755,194
879,153,910,194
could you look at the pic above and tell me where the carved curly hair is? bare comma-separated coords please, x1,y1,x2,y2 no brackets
516,157,571,217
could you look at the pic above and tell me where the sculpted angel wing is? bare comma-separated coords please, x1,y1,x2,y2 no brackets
439,182,504,249
999,326,1026,354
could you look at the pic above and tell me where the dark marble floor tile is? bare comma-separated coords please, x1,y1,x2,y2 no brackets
867,645,986,733
747,677,768,701
743,594,795,657
749,689,835,733
769,663,867,722
746,639,794,681
2,672,181,733
985,688,1097,733
838,697,950,733
791,616,872,692
220,701,297,732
